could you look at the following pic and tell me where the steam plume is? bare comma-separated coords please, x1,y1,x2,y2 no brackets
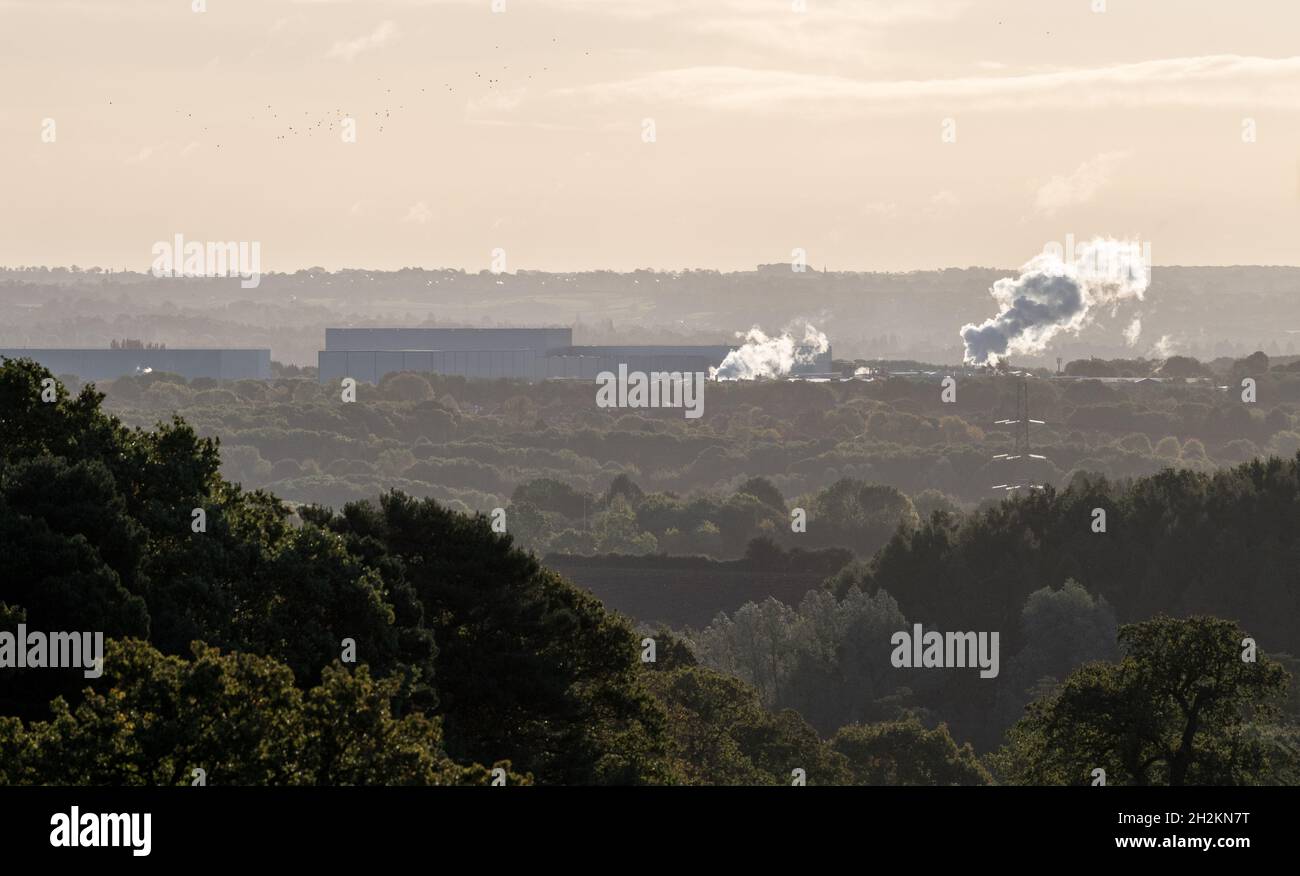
711,323,829,380
1124,315,1143,347
960,237,1150,365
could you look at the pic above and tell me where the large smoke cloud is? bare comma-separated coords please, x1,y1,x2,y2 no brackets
960,238,1150,365
711,323,829,380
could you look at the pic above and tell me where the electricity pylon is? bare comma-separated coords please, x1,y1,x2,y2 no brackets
992,376,1048,494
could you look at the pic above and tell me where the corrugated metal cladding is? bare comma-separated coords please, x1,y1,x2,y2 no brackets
558,345,736,360
313,328,833,384
0,349,272,380
318,349,540,384
318,351,733,384
325,328,572,354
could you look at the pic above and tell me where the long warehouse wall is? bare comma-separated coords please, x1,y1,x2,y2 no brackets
316,339,832,384
318,350,723,383
325,327,571,354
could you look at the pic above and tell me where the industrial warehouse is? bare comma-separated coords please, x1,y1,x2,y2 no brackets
315,327,832,384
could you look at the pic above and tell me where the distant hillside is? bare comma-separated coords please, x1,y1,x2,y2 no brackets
3,265,1298,366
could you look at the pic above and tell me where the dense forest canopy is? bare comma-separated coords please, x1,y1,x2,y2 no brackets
1,356,1296,785
61,349,1300,565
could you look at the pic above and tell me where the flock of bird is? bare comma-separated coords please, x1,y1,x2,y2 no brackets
141,37,578,149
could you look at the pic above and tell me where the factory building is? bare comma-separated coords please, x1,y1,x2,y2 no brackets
324,327,571,355
0,348,272,381
317,349,541,385
316,327,832,383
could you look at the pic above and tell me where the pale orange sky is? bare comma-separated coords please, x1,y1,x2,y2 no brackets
1,0,1298,272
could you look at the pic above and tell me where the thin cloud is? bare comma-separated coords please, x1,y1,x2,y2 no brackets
925,190,960,221
861,201,899,218
1036,151,1132,216
292,0,963,22
328,20,398,63
302,0,965,62
688,0,969,60
404,201,433,224
552,55,1300,117
465,89,528,114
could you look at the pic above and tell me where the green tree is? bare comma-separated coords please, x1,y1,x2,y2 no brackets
1,359,434,714
806,479,919,556
510,478,593,520
997,616,1289,785
591,495,658,555
831,717,991,785
314,492,674,785
735,476,786,513
642,664,849,785
0,639,501,786
994,579,1118,728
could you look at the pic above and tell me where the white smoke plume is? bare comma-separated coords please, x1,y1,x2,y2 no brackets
960,237,1151,365
1151,334,1179,358
711,323,829,380
1124,315,1143,347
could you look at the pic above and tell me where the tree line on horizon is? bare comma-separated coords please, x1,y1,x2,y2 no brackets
49,349,1300,552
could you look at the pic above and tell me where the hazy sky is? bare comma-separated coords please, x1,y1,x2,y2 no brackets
2,0,1298,272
